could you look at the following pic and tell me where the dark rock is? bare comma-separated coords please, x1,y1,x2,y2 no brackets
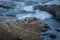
55,29,60,32
34,5,60,22
48,5,60,17
44,25,50,29
42,29,47,32
34,5,46,11
49,34,57,39
34,5,60,17
55,10,60,22
0,4,13,9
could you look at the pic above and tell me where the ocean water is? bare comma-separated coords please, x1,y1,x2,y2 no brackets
0,0,60,40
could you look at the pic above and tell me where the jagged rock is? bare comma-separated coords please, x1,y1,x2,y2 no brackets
0,17,44,40
34,5,60,22
0,24,14,40
22,17,41,24
34,5,60,17
15,17,44,40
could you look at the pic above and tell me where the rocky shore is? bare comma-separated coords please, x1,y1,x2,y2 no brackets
0,17,44,40
34,4,60,22
0,0,60,40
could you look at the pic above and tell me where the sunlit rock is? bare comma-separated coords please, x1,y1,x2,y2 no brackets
0,17,44,40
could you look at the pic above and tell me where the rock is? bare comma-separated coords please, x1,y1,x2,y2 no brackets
55,28,60,32
19,17,43,25
0,17,44,40
34,5,60,17
55,10,60,22
44,25,50,29
0,16,15,23
23,17,38,24
0,4,12,9
49,34,57,39
48,5,60,17
42,29,47,32
0,24,14,40
0,1,16,9
34,5,60,22
15,18,44,40
42,25,50,32
34,5,46,11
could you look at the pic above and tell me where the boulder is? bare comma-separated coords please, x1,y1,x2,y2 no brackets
34,5,60,17
0,17,44,40
34,5,60,21
15,17,44,40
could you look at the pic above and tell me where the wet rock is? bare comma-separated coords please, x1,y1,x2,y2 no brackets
0,1,16,9
49,34,57,39
42,29,47,32
34,5,60,22
0,4,13,9
42,25,48,32
48,5,60,17
55,10,60,22
34,5,46,11
55,29,60,32
34,5,60,17
44,25,50,29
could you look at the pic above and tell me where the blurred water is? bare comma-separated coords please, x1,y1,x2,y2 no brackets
0,0,60,40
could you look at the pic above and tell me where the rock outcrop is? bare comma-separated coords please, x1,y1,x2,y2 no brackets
34,5,60,22
34,5,60,16
0,17,44,40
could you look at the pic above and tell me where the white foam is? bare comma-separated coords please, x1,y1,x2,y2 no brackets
15,2,26,11
35,10,52,20
23,5,34,12
17,10,52,20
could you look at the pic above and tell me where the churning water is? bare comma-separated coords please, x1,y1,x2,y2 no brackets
0,0,60,40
